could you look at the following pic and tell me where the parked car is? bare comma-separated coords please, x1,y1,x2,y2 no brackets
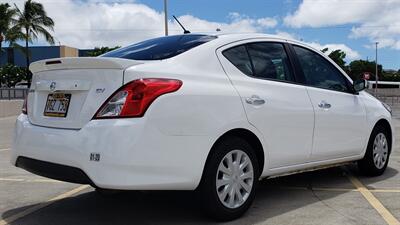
14,82,30,89
11,33,394,221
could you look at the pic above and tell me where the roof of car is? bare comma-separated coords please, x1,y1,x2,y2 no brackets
214,32,296,42
183,32,304,48
167,32,297,42
197,32,319,53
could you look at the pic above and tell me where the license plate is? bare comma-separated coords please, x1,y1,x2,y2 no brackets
44,93,71,117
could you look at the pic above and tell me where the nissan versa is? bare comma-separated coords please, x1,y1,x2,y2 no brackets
11,33,394,221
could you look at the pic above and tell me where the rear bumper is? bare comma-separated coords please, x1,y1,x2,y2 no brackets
11,114,211,190
16,156,95,186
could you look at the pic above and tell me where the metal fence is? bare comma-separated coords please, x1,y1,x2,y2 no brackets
0,88,29,100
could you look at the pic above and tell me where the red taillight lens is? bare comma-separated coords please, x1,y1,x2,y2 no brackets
93,78,182,119
22,95,28,115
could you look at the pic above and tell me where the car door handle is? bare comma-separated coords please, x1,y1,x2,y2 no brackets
245,95,265,106
318,101,331,109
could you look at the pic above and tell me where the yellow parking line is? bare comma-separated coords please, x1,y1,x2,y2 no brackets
370,189,400,193
0,148,10,152
347,174,400,225
30,179,63,183
0,178,63,183
0,178,25,182
0,185,89,225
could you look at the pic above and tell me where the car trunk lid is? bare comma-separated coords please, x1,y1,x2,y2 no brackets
28,57,142,129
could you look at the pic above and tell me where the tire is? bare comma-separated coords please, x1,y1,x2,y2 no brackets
358,124,391,176
197,136,259,221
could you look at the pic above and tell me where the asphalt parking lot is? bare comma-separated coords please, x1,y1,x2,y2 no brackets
0,116,399,225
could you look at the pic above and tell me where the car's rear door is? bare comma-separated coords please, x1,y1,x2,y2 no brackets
290,44,367,161
217,41,315,168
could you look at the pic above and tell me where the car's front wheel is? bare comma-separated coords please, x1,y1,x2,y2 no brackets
358,124,391,176
197,137,259,221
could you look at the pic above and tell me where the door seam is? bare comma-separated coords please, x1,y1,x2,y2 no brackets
305,87,316,161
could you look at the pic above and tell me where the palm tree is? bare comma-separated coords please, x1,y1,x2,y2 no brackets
12,0,54,79
0,3,17,59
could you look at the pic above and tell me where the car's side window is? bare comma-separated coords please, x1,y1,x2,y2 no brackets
223,42,295,82
246,43,294,82
222,45,253,76
293,45,351,93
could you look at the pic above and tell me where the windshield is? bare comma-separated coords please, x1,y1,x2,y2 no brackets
101,34,217,60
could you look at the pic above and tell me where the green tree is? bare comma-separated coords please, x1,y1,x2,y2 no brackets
328,49,346,70
321,48,329,53
348,60,382,80
0,64,27,87
320,48,347,70
0,3,17,58
12,0,54,81
87,46,120,57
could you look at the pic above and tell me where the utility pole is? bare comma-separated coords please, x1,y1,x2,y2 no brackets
375,42,379,95
164,0,168,36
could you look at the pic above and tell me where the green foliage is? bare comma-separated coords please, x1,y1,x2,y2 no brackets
12,0,55,45
320,48,400,81
381,74,400,81
0,64,27,87
11,0,55,82
380,70,400,82
320,48,347,70
328,49,346,70
321,48,329,53
348,60,383,80
87,46,121,57
0,3,19,55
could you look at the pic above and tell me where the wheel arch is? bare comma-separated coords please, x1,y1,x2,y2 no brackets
199,128,265,188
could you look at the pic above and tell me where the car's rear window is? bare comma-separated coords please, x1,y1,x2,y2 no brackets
101,34,217,60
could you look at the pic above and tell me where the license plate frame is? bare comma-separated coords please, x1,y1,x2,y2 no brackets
43,93,71,118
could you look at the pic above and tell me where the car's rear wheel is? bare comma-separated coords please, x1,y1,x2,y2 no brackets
197,137,259,221
358,124,391,176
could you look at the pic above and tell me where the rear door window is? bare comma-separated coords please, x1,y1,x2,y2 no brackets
246,43,294,81
222,45,253,76
223,42,294,82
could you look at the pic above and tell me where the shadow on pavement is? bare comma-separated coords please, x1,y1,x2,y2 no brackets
2,165,398,225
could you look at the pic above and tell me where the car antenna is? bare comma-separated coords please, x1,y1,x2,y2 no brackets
173,15,191,34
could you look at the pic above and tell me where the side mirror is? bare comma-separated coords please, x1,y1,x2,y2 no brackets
353,79,368,93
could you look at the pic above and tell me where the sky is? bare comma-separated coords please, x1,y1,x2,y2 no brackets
2,0,400,70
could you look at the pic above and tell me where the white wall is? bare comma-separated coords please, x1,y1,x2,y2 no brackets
0,100,23,118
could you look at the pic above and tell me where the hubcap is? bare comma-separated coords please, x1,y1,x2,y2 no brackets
373,133,389,169
216,150,254,209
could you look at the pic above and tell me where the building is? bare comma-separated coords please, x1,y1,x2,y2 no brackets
0,46,92,67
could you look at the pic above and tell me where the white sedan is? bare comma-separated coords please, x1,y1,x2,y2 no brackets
11,33,394,220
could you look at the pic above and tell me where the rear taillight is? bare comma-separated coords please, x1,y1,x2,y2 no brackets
22,95,28,115
93,78,182,119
